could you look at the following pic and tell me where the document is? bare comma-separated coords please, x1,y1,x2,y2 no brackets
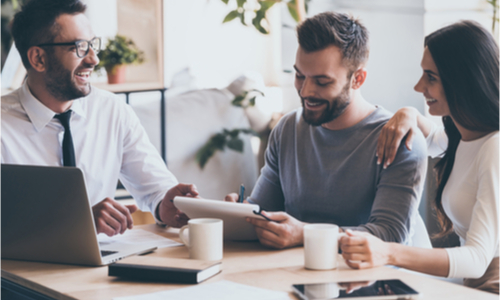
98,229,182,249
173,197,266,241
113,280,290,300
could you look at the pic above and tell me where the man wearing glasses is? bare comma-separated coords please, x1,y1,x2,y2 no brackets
2,0,196,236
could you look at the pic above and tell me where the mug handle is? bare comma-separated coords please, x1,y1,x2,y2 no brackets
179,225,190,246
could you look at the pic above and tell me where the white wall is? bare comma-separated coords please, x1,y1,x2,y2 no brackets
83,0,118,38
163,0,282,89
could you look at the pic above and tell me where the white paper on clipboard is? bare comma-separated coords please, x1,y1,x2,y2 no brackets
173,197,266,241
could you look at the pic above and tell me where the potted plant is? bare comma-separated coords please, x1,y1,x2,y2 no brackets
95,35,145,84
195,89,264,169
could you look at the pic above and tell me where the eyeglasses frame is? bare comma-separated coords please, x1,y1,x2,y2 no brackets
37,37,101,58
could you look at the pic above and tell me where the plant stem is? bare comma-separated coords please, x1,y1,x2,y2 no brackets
493,0,498,32
296,0,306,22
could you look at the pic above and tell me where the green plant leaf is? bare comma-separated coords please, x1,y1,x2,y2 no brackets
223,10,239,23
227,138,244,152
196,127,256,168
287,1,299,23
221,0,230,4
228,129,240,138
237,0,245,8
251,1,274,34
196,141,216,169
231,95,246,107
239,12,246,25
249,96,256,107
212,133,227,150
305,0,311,12
258,0,276,10
252,15,268,34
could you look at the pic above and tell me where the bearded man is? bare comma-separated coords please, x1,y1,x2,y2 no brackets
2,0,197,237
226,12,428,249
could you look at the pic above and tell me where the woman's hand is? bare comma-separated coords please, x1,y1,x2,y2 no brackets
377,107,419,168
340,230,394,269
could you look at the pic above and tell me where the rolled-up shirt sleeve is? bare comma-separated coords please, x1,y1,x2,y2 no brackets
118,104,178,223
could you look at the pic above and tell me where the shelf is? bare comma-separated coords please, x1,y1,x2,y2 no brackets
92,81,165,93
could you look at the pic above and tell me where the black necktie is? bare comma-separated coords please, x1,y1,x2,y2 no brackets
54,110,76,167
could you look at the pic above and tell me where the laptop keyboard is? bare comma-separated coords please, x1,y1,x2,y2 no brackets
101,250,118,257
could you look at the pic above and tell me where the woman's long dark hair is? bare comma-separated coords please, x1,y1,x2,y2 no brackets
425,21,499,236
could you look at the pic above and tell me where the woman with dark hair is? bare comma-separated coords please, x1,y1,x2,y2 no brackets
339,20,499,294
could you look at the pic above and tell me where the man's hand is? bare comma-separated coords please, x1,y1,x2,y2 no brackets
247,211,305,249
339,229,393,269
158,183,199,228
224,193,249,203
224,193,239,203
92,197,137,237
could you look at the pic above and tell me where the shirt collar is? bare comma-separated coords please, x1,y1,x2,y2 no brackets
19,81,87,132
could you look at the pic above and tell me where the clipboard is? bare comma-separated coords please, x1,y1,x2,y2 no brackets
173,197,267,241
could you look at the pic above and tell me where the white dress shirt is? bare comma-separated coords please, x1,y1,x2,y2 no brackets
1,82,178,221
427,124,499,279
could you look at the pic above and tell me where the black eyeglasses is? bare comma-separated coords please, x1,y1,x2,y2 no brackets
37,37,101,58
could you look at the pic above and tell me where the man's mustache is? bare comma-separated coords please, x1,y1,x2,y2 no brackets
301,97,329,104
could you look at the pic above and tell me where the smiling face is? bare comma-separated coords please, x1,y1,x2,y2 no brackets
414,47,451,117
294,45,353,126
44,13,99,101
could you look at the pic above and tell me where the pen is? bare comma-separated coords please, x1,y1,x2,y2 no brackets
239,184,245,203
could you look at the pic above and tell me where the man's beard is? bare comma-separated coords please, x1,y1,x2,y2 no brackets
301,82,351,126
45,53,91,101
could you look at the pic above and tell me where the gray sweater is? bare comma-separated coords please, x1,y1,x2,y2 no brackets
250,106,428,243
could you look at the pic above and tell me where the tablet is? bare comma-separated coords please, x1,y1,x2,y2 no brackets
173,197,266,241
292,279,420,300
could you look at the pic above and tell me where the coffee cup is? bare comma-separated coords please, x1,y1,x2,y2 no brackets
179,218,223,261
303,223,344,270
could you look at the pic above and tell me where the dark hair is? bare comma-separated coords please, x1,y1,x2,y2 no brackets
426,21,500,236
296,11,369,74
11,0,86,70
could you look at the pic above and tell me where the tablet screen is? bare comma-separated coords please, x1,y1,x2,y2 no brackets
292,279,419,300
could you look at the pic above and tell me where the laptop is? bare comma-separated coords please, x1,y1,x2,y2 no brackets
1,164,157,266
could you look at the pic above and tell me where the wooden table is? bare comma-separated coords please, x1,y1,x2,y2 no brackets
2,224,496,300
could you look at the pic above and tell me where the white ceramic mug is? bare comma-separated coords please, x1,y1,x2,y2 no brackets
179,218,223,261
303,223,344,270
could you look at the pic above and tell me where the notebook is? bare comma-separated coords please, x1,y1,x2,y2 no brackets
1,164,157,266
108,256,222,284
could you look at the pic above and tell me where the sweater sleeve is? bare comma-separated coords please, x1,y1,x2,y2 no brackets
344,131,428,243
249,117,286,211
446,135,499,278
426,122,448,158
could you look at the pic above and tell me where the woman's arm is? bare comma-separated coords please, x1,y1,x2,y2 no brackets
377,107,434,168
340,230,450,277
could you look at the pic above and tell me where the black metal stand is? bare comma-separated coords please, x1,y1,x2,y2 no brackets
115,88,168,162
